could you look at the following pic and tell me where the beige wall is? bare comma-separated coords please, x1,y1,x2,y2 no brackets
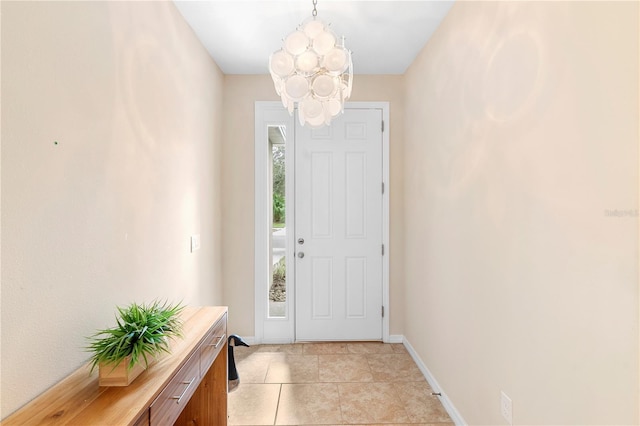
221,75,405,337
1,1,225,418
4,0,637,422
403,1,638,424
221,76,277,336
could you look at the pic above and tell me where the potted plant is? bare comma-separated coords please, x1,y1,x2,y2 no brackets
86,300,184,386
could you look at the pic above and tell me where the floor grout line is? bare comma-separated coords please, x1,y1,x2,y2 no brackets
229,343,453,426
336,382,346,426
272,383,282,426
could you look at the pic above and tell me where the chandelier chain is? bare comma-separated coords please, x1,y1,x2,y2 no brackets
312,0,317,17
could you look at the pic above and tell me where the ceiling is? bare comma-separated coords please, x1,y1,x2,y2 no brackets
173,1,454,75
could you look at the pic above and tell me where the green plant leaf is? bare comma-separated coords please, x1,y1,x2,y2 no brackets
86,300,184,373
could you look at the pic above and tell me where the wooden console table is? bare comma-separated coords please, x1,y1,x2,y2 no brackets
2,306,228,425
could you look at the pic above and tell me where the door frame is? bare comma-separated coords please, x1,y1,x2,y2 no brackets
254,101,390,344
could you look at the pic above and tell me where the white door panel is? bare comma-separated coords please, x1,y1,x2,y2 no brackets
295,108,383,341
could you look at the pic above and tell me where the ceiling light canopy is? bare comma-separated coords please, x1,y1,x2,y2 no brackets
268,0,353,128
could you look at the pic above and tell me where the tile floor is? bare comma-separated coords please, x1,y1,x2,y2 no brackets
227,342,453,425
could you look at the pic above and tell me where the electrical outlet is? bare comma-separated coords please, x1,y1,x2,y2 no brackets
500,391,513,425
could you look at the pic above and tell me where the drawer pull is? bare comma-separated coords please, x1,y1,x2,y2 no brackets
172,377,195,404
209,333,226,349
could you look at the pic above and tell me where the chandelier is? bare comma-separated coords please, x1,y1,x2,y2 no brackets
268,0,353,128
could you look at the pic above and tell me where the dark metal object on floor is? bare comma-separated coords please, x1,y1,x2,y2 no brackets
228,334,249,392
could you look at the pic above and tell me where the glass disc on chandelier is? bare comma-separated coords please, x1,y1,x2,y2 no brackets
268,1,353,128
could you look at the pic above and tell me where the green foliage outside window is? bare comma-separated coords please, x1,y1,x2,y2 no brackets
273,192,285,224
272,145,285,224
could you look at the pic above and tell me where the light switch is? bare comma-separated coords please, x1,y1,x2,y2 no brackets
190,234,201,252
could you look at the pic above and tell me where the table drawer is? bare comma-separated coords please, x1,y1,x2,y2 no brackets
200,313,227,376
149,351,200,426
132,409,149,426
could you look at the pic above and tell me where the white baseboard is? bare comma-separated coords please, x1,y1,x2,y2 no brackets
249,337,299,345
251,336,405,345
238,336,257,346
402,337,467,426
388,334,404,343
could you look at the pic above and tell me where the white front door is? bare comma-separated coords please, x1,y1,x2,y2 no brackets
295,108,383,341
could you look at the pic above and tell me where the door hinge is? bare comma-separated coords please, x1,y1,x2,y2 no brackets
382,182,385,194
382,244,385,255
381,120,385,132
382,306,385,318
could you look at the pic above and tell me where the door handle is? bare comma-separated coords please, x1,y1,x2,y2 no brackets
297,252,305,259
